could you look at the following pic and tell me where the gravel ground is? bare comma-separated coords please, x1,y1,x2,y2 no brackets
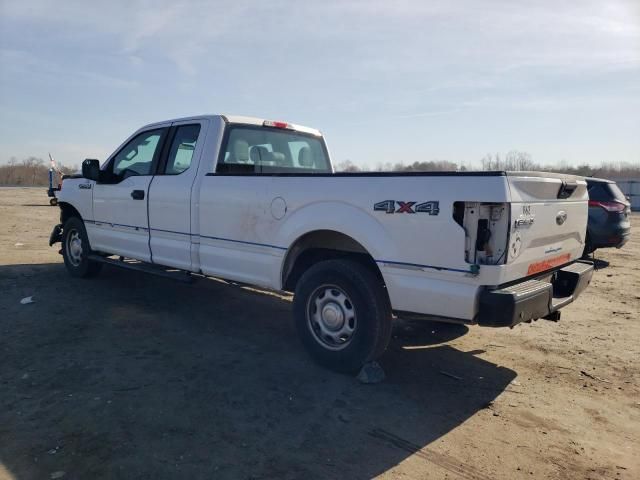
0,187,638,480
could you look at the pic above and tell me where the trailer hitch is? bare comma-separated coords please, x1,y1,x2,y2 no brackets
542,311,561,322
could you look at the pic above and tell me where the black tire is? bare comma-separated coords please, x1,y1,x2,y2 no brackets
582,233,594,258
61,216,102,278
293,259,392,373
49,197,58,206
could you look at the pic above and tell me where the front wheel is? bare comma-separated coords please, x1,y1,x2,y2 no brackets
61,216,102,278
293,259,392,373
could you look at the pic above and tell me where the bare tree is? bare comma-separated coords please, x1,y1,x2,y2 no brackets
0,157,78,186
334,160,361,172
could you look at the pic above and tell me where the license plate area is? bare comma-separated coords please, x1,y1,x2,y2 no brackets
527,253,571,275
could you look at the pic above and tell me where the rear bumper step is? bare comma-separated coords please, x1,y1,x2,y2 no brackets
477,260,594,327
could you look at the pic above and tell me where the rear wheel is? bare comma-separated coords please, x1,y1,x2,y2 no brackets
293,259,392,373
62,216,102,278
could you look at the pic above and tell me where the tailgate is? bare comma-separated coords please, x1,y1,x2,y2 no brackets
505,172,588,281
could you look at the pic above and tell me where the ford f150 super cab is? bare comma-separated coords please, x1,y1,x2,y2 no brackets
50,114,594,372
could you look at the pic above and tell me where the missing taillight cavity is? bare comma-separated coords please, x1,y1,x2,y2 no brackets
454,202,509,265
476,219,491,252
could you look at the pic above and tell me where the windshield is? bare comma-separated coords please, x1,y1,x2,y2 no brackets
217,125,331,174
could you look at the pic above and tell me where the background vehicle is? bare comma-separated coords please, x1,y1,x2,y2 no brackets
46,153,62,206
50,114,593,373
584,177,631,256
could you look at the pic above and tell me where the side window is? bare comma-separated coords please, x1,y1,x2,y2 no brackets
164,124,201,175
112,129,164,177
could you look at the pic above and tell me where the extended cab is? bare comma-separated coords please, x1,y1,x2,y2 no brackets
51,114,594,372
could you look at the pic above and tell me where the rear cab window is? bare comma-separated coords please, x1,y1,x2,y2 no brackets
216,124,331,174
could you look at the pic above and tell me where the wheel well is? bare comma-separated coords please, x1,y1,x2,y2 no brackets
59,202,82,225
282,230,384,292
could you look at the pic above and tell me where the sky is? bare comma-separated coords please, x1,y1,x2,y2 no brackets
1,0,639,169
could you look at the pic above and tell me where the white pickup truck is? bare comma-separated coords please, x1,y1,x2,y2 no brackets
50,114,594,372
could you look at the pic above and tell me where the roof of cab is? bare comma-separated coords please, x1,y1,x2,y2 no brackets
140,114,322,137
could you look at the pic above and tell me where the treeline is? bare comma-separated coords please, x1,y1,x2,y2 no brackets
478,152,640,178
2,153,639,185
335,150,640,178
0,157,77,186
336,159,460,172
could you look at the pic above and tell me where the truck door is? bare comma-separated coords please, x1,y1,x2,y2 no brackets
147,120,206,270
90,127,169,262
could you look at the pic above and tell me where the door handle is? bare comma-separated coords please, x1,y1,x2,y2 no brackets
131,190,145,200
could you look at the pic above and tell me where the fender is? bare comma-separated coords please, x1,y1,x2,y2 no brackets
274,201,400,287
56,178,95,223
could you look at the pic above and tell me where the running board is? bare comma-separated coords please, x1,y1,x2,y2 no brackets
87,254,194,283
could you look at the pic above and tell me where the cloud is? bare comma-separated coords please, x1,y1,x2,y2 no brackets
3,0,638,80
1,0,638,165
121,3,186,54
0,48,138,89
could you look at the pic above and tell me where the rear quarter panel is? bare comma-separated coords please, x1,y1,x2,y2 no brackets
266,174,511,319
269,175,511,274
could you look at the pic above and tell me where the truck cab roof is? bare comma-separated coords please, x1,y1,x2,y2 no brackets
140,114,323,137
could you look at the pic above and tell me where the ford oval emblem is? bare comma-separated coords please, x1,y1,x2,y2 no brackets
556,210,567,225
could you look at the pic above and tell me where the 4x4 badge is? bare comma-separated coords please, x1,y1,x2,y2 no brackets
374,200,440,215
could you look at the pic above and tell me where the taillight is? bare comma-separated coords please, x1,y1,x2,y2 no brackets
263,120,293,129
588,200,626,213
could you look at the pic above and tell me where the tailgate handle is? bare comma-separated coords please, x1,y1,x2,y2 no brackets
131,189,145,200
557,180,577,199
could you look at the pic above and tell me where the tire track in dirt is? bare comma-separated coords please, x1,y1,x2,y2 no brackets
369,428,494,480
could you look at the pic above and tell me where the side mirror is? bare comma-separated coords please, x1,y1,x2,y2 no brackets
81,159,100,181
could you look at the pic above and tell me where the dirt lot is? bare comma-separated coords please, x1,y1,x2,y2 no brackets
0,187,638,480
